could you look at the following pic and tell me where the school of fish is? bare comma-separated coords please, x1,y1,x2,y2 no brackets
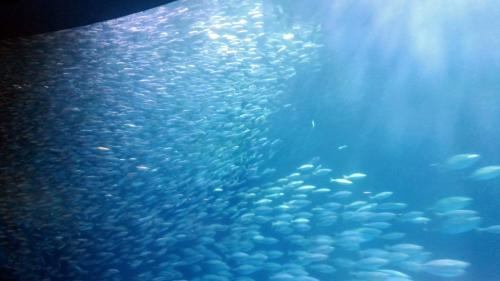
0,0,499,281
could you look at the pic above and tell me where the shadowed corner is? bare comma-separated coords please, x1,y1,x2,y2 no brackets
0,246,16,281
0,268,17,281
0,0,179,40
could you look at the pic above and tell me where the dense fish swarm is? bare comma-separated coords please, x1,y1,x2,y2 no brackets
0,1,499,281
0,0,322,280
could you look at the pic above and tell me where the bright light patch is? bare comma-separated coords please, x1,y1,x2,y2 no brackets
223,34,238,41
282,33,294,40
207,32,220,40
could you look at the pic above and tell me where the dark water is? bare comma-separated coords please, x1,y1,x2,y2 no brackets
1,0,499,281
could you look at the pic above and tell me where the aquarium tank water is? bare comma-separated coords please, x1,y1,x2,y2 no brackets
1,0,500,281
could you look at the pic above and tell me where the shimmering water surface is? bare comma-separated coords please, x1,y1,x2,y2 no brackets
1,1,500,281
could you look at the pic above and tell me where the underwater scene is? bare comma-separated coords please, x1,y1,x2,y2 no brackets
1,0,500,280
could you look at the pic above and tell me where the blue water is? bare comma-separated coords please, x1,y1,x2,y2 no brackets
1,0,500,281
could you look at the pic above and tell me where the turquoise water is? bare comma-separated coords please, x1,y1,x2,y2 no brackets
1,0,500,280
